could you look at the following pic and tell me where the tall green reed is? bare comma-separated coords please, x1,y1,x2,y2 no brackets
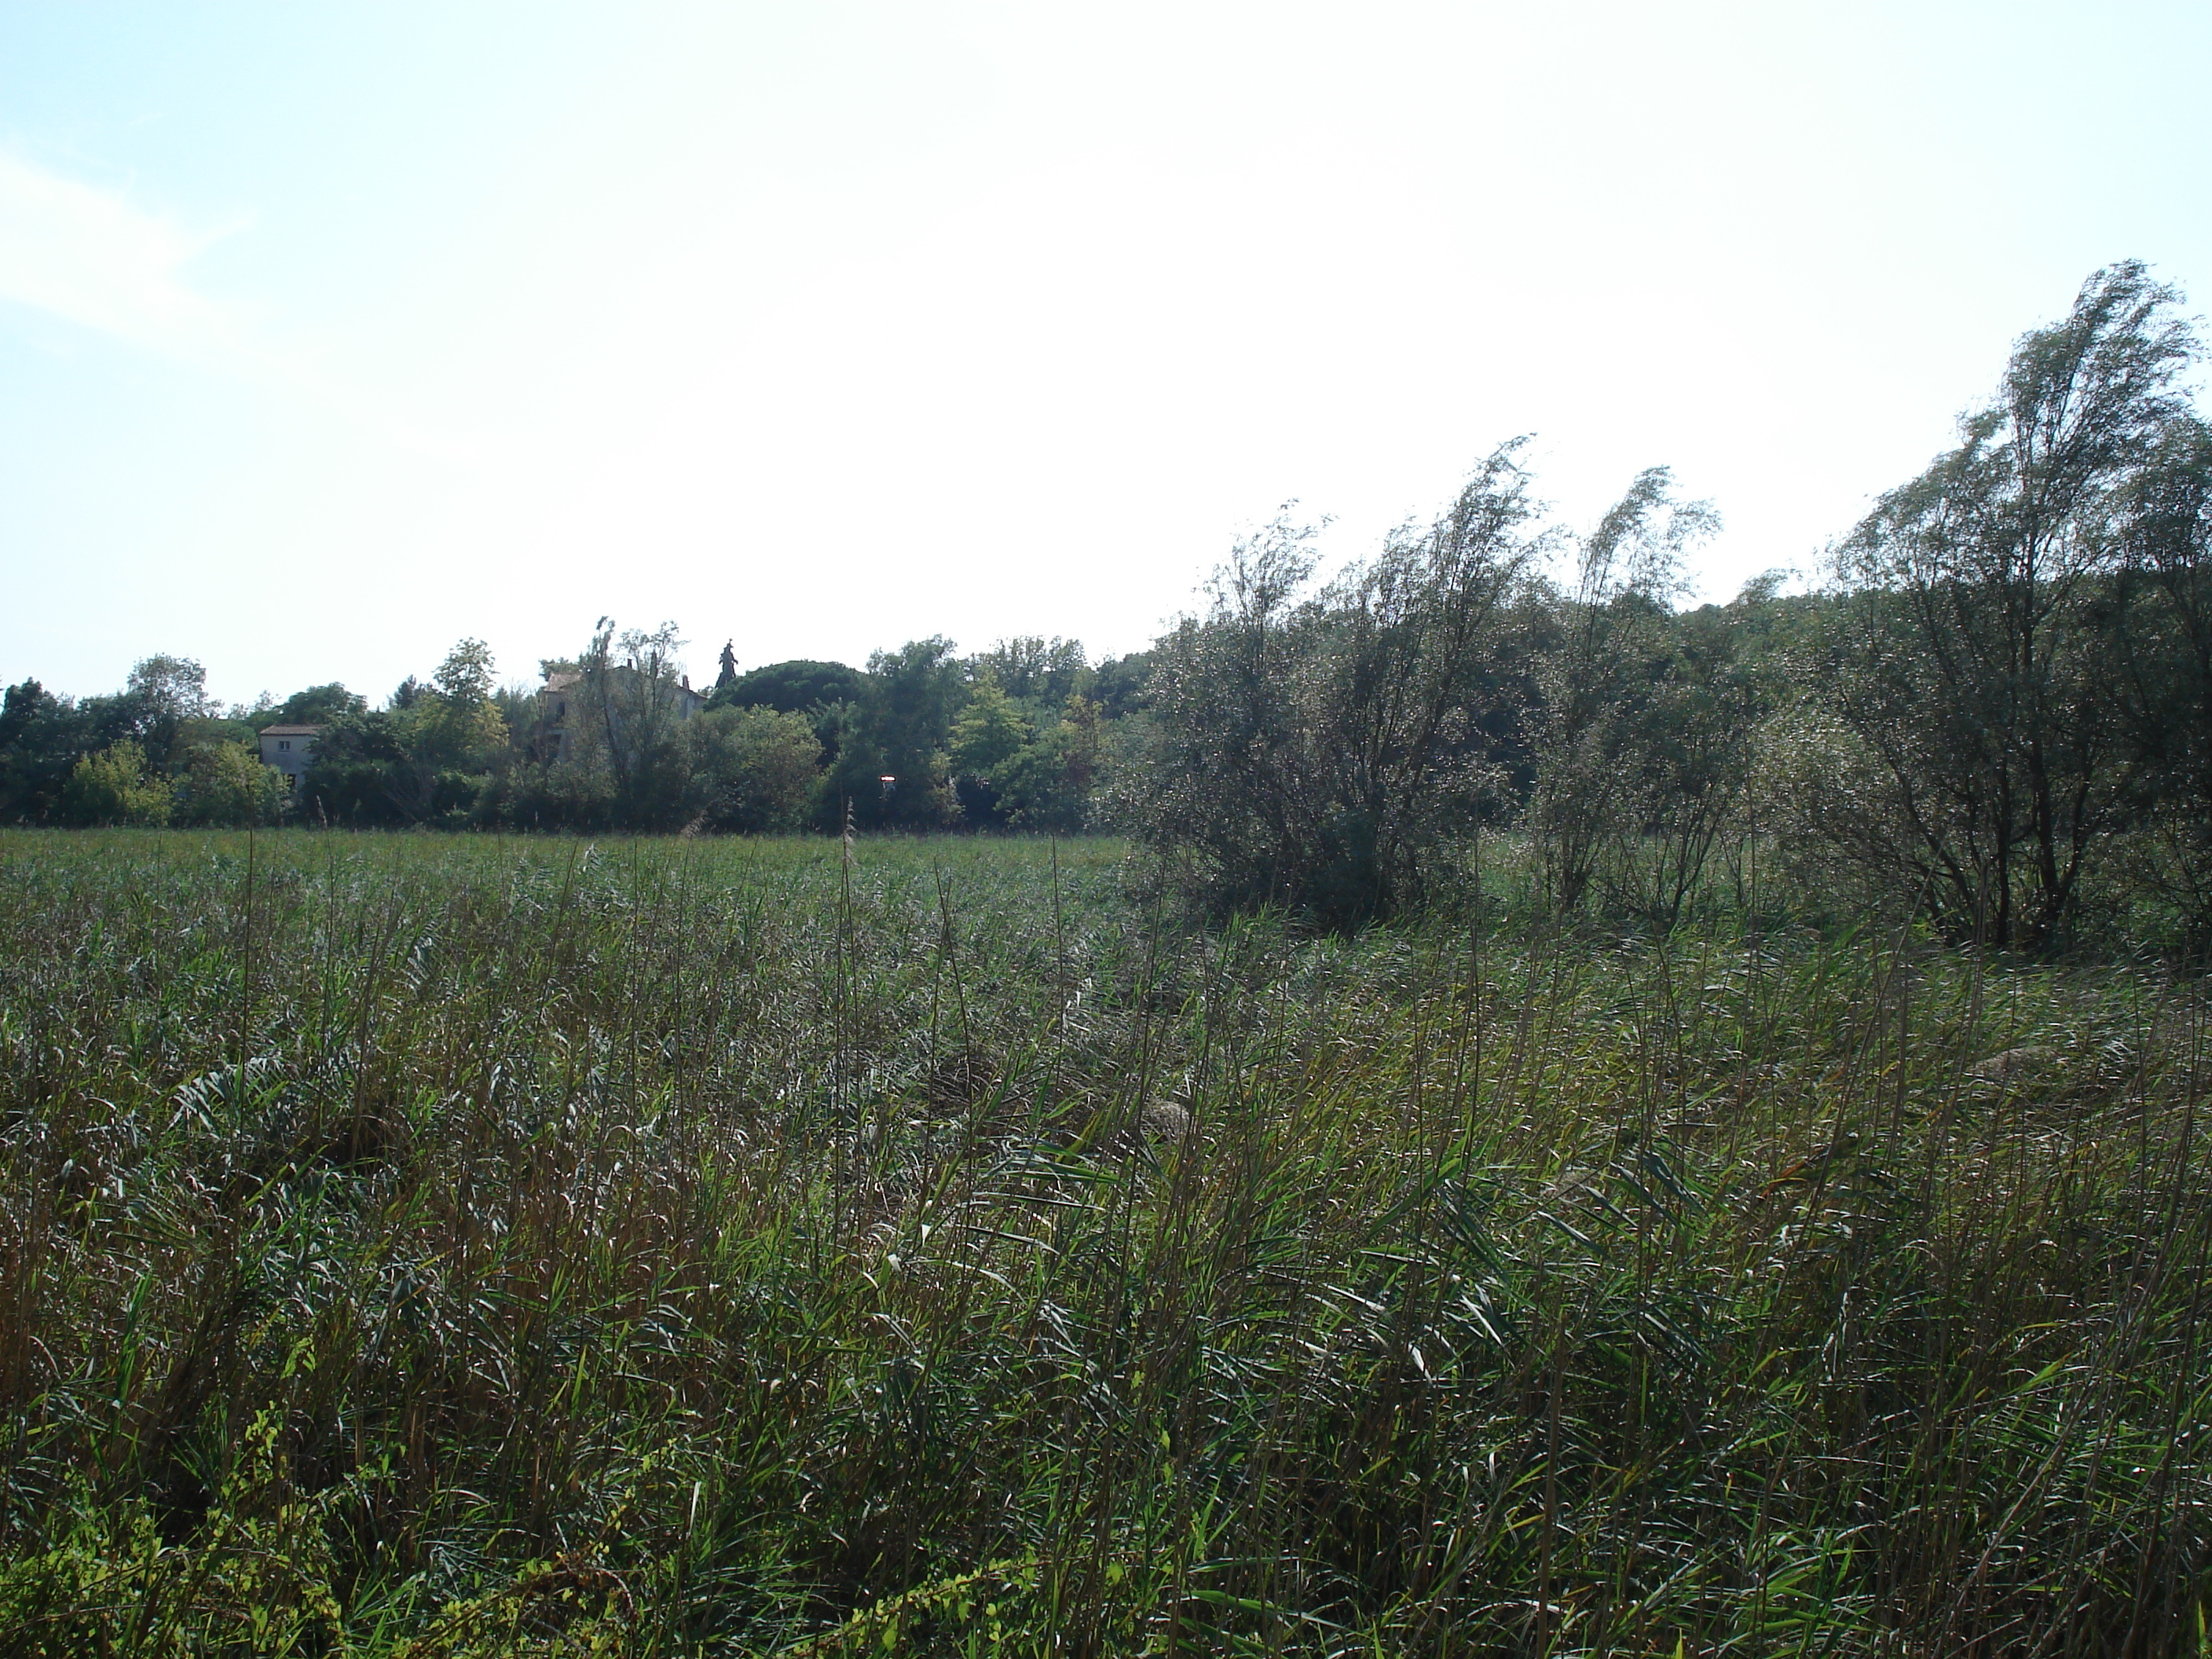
0,828,2205,1654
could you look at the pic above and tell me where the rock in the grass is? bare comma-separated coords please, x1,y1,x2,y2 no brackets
1138,1100,1194,1144
1545,1166,1597,1200
1078,1098,1196,1160
927,1049,1001,1110
1968,1044,2062,1084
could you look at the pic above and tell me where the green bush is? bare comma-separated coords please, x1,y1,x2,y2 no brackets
684,704,821,833
174,739,289,827
59,739,171,826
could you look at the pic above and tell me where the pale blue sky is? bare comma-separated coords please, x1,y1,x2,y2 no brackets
3,2,2208,705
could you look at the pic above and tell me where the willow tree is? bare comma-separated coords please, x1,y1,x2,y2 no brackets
1129,444,1544,925
2111,414,2212,949
1523,467,1720,917
1823,262,2197,949
576,617,694,829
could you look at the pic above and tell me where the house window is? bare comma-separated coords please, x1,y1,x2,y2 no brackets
278,740,290,751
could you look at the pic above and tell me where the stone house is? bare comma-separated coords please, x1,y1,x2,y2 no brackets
258,724,323,785
537,668,706,762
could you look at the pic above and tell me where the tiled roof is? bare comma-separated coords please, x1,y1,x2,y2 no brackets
540,668,703,702
258,724,325,736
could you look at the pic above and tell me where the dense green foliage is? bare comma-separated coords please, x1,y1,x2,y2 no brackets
7,266,2207,965
709,660,867,719
1133,449,1540,927
0,632,1129,843
1,830,2207,1653
0,657,275,831
1122,263,2212,958
1809,263,2207,954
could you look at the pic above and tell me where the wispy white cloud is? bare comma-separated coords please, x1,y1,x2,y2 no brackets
0,148,483,467
0,149,238,356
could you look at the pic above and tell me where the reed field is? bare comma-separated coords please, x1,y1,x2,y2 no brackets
1,827,2209,1655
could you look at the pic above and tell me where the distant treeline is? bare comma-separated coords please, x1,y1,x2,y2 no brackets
0,631,1152,840
5,262,2208,955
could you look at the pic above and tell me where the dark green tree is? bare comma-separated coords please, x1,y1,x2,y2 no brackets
947,672,1034,824
1129,446,1541,924
826,638,962,829
1821,262,2196,949
710,659,865,716
118,654,211,771
1525,467,1719,916
60,739,171,826
969,636,1089,705
2110,414,2212,948
683,705,823,833
992,692,1107,832
573,619,695,829
301,640,510,825
1089,651,1153,719
1603,591,1773,927
269,683,367,728
0,680,91,821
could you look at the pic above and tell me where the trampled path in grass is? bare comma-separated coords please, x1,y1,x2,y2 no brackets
0,830,2207,1654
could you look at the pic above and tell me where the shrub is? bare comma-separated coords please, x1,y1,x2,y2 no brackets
59,740,170,826
684,704,822,833
1125,446,1539,925
173,739,288,827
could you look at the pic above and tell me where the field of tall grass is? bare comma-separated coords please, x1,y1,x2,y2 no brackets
1,828,2207,1655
